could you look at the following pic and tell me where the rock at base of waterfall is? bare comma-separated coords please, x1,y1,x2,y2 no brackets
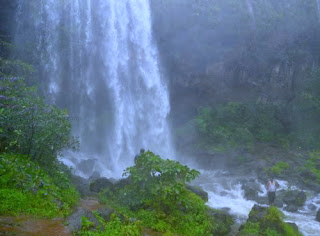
240,179,262,201
316,209,320,222
282,190,306,212
237,204,301,236
186,184,209,202
90,178,114,193
70,175,91,197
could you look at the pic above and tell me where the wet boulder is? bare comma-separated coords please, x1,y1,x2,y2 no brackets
238,204,301,236
247,204,268,222
316,209,320,222
90,178,114,193
186,185,208,202
282,190,306,212
66,206,115,232
70,175,91,197
241,179,262,201
66,208,97,232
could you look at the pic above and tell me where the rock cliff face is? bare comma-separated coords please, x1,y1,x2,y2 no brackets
0,0,17,39
150,0,320,123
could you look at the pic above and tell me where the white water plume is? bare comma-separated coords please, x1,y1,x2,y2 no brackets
15,0,174,177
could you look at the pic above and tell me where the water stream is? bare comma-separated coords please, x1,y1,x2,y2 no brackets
193,170,320,236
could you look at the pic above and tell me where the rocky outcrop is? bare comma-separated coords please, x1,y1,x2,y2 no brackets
282,190,306,212
241,179,262,201
70,175,91,197
66,199,114,232
246,204,268,222
89,178,114,193
66,208,97,232
238,204,300,236
316,209,320,222
186,185,208,202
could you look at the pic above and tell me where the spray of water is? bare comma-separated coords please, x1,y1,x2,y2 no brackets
317,0,320,23
15,0,174,177
246,0,256,30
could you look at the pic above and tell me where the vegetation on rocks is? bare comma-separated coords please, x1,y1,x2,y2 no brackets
77,151,233,236
0,43,79,219
238,205,302,236
0,153,79,217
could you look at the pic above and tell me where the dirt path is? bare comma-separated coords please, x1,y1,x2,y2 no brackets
0,198,100,236
0,216,71,236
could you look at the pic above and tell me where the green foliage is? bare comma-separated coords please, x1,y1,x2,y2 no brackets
0,58,35,77
268,162,290,176
305,151,320,183
94,151,228,236
0,36,34,78
291,67,320,150
0,153,79,217
0,189,59,218
122,151,200,211
81,217,95,231
239,207,302,236
194,102,288,152
239,222,260,236
77,213,141,236
0,77,78,167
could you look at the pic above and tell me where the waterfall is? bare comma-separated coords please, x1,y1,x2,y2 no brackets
317,0,320,23
245,0,256,30
15,0,173,177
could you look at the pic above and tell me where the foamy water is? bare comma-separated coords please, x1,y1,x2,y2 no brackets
193,170,320,235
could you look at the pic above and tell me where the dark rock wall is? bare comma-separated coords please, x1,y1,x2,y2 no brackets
150,0,320,125
0,0,17,39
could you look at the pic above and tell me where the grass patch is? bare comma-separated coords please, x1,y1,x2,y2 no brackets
268,162,290,175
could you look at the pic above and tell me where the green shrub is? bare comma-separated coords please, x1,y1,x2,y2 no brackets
194,102,288,152
0,77,78,167
77,213,141,236
0,153,79,217
0,188,59,217
95,151,228,236
238,222,260,236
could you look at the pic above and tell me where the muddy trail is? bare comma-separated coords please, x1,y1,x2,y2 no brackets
0,198,100,236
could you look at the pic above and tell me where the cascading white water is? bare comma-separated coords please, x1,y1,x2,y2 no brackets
317,0,320,22
15,0,173,177
193,170,320,236
246,0,256,30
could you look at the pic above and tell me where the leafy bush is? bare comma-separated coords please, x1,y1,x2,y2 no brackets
94,151,227,236
0,77,78,167
122,151,200,211
0,188,59,218
77,213,141,236
0,153,79,217
194,102,288,152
